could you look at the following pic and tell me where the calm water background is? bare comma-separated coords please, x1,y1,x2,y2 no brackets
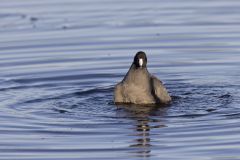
0,0,240,159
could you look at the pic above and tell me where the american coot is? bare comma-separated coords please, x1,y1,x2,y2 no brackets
114,51,171,104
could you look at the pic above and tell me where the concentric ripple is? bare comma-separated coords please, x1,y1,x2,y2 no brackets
0,0,240,160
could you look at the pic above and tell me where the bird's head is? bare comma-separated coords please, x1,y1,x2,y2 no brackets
134,51,147,69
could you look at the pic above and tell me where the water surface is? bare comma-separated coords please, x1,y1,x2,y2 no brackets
0,0,240,159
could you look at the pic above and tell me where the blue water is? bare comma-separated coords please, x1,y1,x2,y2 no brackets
0,0,240,159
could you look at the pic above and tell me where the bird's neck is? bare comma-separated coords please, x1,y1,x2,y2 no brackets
124,65,150,85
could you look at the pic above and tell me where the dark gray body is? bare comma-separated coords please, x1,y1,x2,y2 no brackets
114,64,171,104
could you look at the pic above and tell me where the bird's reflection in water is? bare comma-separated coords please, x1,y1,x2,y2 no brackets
116,103,168,158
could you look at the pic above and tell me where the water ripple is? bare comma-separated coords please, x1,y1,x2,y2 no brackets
0,0,240,160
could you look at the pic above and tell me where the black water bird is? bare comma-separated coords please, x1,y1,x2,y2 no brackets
114,51,171,104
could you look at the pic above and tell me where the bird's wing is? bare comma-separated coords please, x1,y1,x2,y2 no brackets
151,75,172,103
114,82,124,103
